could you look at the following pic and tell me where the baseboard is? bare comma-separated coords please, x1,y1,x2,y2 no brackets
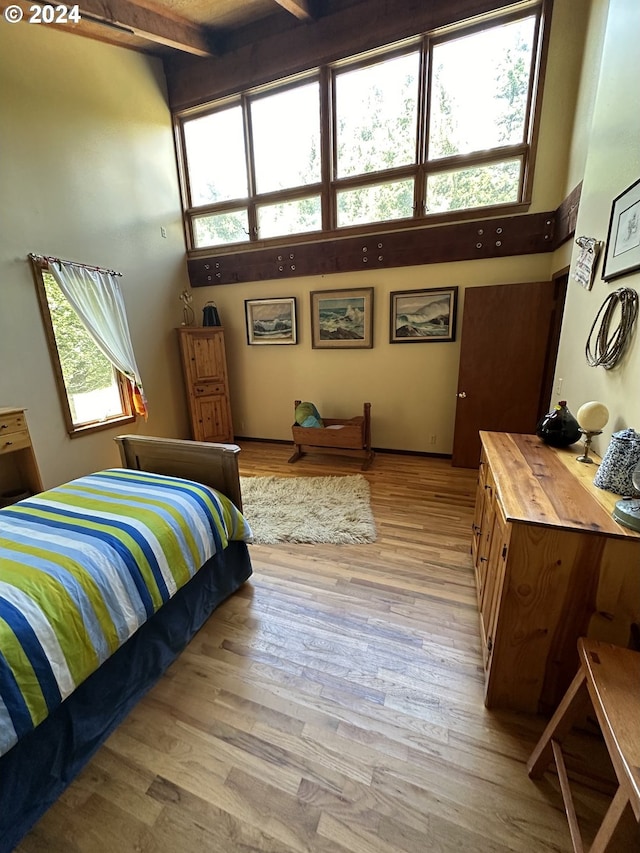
234,435,291,446
233,435,451,459
374,447,451,459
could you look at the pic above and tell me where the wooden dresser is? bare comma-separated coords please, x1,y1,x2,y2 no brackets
0,407,43,505
176,327,233,444
472,431,640,714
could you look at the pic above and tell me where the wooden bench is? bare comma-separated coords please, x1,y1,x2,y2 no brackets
527,638,640,852
288,401,374,471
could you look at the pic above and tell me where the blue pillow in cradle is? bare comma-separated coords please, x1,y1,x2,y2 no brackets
295,402,324,428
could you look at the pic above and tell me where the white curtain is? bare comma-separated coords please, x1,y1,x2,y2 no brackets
49,261,147,417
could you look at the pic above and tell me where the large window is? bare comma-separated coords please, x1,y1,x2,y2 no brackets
32,262,135,435
177,2,545,252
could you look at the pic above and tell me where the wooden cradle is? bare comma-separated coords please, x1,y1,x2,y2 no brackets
289,401,374,470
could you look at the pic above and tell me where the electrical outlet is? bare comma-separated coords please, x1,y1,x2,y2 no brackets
160,226,167,238
555,377,563,396
429,434,437,445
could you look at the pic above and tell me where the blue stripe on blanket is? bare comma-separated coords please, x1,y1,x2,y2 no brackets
90,471,226,551
0,649,32,740
57,487,195,563
0,547,111,662
0,599,61,711
1,509,158,618
1,521,147,640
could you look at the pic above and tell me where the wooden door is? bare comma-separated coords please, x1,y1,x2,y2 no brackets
194,393,232,443
189,332,227,384
452,279,566,468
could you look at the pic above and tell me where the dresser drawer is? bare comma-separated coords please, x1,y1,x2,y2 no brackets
0,411,26,436
194,383,225,396
1,430,31,454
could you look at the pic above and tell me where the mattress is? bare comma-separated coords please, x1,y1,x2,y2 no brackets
0,467,252,758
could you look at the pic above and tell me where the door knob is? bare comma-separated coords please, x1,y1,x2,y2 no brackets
457,391,467,398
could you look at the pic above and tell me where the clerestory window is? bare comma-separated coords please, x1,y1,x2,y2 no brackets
176,1,546,253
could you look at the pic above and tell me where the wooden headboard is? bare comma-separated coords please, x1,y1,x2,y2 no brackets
115,435,243,511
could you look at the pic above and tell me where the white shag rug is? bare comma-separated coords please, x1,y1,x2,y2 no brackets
239,474,377,544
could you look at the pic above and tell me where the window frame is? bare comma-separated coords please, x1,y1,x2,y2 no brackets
31,258,136,437
175,0,548,256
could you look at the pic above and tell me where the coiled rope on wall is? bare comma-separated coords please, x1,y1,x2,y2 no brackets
585,287,639,369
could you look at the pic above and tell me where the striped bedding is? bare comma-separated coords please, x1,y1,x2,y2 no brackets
0,468,253,758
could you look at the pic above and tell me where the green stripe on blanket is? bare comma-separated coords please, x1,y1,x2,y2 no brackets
0,613,48,727
0,555,102,687
11,505,165,611
40,488,200,591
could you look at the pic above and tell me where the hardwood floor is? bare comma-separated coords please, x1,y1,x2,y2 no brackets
16,442,638,852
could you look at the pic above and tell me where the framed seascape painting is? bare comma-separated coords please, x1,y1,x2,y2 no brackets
245,297,297,345
602,177,640,281
310,287,374,349
389,286,458,343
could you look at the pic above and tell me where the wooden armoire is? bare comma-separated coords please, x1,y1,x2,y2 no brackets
176,327,233,443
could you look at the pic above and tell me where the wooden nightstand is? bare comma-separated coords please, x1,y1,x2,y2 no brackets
0,407,43,506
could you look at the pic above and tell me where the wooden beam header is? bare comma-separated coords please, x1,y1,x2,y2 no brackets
274,0,315,21
63,1,217,56
187,211,556,287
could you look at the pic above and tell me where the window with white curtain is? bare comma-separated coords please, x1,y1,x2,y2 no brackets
31,258,140,436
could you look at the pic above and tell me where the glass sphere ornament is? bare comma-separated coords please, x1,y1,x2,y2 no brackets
536,401,581,448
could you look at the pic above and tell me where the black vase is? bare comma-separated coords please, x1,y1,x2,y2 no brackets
536,401,581,447
203,303,221,326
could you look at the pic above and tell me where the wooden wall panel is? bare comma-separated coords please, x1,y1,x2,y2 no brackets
187,211,556,286
553,182,582,248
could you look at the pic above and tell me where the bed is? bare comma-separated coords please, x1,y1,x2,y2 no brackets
0,435,253,852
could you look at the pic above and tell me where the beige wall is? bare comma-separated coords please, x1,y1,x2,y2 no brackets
560,0,610,197
190,0,596,454
0,24,192,488
530,0,592,211
192,256,552,453
2,0,634,479
553,0,640,455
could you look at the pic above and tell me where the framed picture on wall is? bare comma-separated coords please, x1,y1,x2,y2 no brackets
602,177,640,281
389,286,458,343
310,287,374,349
245,297,297,345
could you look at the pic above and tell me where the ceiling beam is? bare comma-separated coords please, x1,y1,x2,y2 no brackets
167,0,523,110
30,0,217,56
273,0,314,22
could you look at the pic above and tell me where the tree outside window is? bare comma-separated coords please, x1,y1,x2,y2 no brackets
32,265,134,435
178,3,542,250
